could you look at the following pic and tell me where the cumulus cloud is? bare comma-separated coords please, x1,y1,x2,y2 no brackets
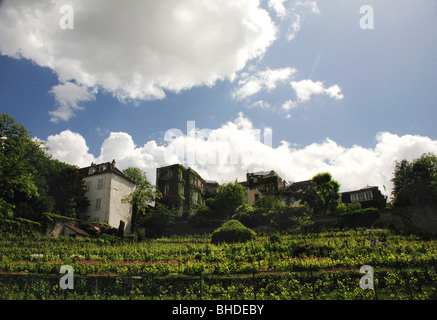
232,67,297,100
266,0,320,40
46,130,96,167
0,0,276,120
290,79,344,103
49,82,96,122
268,0,288,18
45,114,437,198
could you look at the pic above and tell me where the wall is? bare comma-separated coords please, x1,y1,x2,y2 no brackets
82,174,111,223
108,172,135,234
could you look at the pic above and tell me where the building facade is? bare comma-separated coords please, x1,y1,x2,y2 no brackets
78,160,136,234
156,164,218,217
340,186,387,209
240,170,287,206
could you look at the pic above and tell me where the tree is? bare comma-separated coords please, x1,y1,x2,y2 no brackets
253,194,285,211
213,181,247,220
122,167,157,233
392,153,437,207
0,114,39,218
0,113,89,220
301,172,340,215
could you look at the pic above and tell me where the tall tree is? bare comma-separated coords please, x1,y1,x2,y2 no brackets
122,167,157,232
213,181,248,220
301,172,340,215
0,113,89,219
392,153,437,207
0,114,39,218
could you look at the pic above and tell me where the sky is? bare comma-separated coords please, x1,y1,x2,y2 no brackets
1,0,437,198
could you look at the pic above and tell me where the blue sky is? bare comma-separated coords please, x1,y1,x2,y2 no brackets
1,0,437,195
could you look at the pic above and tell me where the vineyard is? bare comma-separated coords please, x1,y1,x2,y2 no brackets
0,229,436,300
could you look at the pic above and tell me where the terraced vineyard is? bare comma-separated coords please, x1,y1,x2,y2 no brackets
0,229,436,300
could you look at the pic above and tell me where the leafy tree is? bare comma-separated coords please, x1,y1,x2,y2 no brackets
0,114,40,218
392,153,437,207
122,167,158,232
1,113,89,220
301,172,340,215
213,181,247,220
139,203,176,237
253,194,285,211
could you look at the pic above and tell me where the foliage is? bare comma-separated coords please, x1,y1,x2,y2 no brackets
140,203,177,238
301,173,340,216
0,113,88,221
253,195,285,211
392,153,437,207
213,182,248,220
0,229,436,300
211,219,256,244
122,167,158,233
0,114,39,218
335,202,362,215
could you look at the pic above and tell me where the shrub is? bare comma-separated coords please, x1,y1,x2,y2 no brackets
211,220,256,244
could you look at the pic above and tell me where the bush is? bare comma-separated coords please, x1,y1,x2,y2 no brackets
211,220,256,244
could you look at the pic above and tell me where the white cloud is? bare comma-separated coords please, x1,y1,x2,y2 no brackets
290,79,344,103
0,0,277,120
232,67,297,100
295,0,320,14
46,130,96,167
45,114,437,198
49,82,96,123
268,0,288,18
282,99,298,111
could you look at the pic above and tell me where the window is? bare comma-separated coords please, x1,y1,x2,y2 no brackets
365,191,373,200
193,190,198,204
254,194,260,202
99,165,106,172
350,193,359,202
164,184,170,196
97,179,103,190
181,185,185,197
85,181,91,191
88,167,96,175
95,198,101,210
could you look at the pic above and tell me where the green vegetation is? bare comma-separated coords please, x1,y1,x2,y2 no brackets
0,113,88,222
211,220,256,244
0,229,436,300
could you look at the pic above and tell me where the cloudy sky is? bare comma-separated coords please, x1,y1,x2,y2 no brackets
1,0,437,198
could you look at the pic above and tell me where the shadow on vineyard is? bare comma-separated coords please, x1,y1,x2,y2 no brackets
1,229,436,300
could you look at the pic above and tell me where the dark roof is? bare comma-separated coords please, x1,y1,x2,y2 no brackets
79,160,135,184
65,224,91,237
341,186,380,195
205,180,219,185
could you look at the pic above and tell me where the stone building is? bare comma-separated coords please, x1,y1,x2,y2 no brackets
239,170,287,205
156,164,218,217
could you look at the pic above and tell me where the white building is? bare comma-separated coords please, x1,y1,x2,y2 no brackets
79,160,135,234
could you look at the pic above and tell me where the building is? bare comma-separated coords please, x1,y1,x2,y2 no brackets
156,164,218,217
278,179,313,206
240,170,287,205
78,160,136,234
340,186,387,209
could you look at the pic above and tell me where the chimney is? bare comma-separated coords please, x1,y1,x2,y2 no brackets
112,159,116,167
